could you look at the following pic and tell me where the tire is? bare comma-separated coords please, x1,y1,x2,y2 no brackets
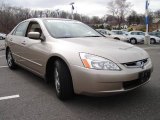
6,49,17,69
130,38,137,44
114,38,120,40
53,60,74,100
150,38,156,44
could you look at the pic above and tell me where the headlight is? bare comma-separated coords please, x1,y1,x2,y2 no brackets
79,53,121,71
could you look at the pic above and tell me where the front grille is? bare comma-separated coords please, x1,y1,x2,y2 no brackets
123,69,151,90
123,59,148,68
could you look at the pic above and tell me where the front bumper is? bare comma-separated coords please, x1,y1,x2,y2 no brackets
70,59,153,96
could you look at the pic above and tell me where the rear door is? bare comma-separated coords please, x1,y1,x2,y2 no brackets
7,21,29,62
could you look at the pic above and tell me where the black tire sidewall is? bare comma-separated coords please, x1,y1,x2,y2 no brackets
150,39,155,44
6,49,17,69
130,38,137,44
114,38,120,40
54,60,74,100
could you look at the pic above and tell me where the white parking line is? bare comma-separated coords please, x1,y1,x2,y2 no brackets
0,95,20,101
0,55,5,58
0,66,8,68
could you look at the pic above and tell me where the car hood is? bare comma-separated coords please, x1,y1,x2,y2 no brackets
57,37,149,63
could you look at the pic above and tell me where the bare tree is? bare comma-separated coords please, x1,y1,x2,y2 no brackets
107,0,132,29
0,3,111,33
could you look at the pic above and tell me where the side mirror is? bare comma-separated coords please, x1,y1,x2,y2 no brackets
27,32,40,40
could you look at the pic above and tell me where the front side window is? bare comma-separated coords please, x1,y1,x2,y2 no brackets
26,22,42,37
138,32,145,35
118,31,123,35
100,30,106,35
43,20,102,38
112,31,118,34
13,21,29,36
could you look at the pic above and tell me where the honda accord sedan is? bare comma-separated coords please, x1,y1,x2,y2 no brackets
5,18,153,100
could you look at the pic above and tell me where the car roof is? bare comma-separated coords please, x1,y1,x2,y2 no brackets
96,29,110,31
23,18,78,22
111,30,122,31
130,31,143,32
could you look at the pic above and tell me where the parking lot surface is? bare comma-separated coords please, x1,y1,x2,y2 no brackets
0,45,160,120
0,40,5,50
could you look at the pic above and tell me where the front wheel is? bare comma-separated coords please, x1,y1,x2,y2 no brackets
53,60,74,100
6,49,17,69
130,38,137,44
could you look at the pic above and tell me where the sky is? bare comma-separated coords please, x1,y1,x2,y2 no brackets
1,0,160,17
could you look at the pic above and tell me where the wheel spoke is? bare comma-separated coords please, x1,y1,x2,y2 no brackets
7,52,12,67
55,68,60,93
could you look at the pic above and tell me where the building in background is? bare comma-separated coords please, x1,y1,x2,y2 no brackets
150,17,160,32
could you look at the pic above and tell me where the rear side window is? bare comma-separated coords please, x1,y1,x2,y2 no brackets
138,32,145,35
13,21,29,36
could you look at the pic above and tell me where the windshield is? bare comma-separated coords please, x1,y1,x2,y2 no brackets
43,20,102,38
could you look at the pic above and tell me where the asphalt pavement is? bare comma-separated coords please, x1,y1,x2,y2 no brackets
0,45,160,120
0,40,5,50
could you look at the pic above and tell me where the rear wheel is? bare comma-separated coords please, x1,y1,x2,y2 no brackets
150,38,156,44
53,60,74,100
130,38,137,44
6,49,17,69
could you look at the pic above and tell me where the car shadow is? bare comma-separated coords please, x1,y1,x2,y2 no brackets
13,66,156,110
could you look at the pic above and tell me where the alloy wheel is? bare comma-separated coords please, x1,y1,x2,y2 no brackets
7,51,13,67
55,68,61,94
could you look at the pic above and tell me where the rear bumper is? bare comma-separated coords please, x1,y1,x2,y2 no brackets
70,60,153,96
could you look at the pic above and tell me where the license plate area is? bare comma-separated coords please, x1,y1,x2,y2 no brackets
123,69,151,90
